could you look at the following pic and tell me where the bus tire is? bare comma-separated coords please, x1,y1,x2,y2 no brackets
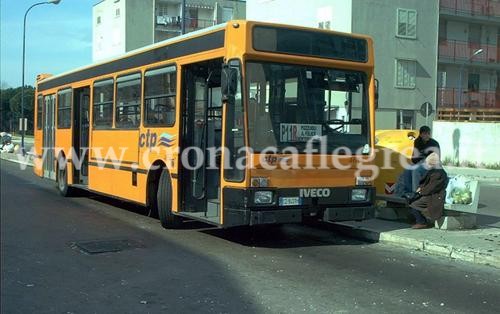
157,169,181,228
57,158,72,197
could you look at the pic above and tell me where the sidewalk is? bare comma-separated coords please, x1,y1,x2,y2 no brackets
0,152,33,167
444,165,500,182
332,219,500,269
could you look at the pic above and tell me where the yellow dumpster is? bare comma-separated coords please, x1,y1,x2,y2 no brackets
373,129,418,195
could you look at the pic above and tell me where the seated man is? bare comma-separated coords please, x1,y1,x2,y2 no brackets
403,125,440,193
408,152,448,229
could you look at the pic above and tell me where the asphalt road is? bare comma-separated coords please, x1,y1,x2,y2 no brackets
476,182,500,227
1,160,499,314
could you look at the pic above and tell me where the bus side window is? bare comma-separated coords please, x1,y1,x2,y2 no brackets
116,73,141,129
144,65,176,127
93,79,114,129
36,95,43,130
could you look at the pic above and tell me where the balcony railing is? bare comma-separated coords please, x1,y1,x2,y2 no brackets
437,107,500,121
437,87,498,109
439,39,499,64
440,0,500,18
155,16,216,32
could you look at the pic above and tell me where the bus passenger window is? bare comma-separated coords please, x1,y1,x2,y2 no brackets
144,65,176,126
57,88,72,129
116,73,141,128
37,95,43,130
93,79,114,128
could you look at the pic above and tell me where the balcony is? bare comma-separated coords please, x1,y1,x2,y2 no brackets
440,0,500,20
155,17,216,33
437,87,498,109
438,39,499,65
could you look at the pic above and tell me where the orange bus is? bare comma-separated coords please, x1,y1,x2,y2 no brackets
34,20,377,228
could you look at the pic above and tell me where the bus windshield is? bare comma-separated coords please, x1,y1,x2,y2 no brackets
246,61,370,154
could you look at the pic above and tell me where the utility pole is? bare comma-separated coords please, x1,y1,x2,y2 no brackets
181,0,186,35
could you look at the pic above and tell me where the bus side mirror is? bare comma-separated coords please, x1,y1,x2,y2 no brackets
221,64,238,101
374,78,379,109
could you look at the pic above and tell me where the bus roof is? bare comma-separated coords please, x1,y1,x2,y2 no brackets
37,20,373,92
37,22,228,91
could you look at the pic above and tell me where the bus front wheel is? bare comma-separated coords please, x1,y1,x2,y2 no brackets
157,169,181,228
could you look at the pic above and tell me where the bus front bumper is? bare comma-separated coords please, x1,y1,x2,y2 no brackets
223,186,376,227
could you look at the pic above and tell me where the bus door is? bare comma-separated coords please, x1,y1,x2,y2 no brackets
180,60,223,224
73,87,90,185
42,94,56,180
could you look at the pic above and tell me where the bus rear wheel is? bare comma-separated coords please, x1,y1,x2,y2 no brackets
57,158,72,197
157,169,181,228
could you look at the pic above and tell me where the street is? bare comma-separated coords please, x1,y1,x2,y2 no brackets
1,160,500,313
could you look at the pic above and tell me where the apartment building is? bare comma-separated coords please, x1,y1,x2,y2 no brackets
92,0,246,61
437,0,500,109
247,0,439,129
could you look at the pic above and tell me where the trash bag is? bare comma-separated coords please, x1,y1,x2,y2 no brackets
446,175,473,205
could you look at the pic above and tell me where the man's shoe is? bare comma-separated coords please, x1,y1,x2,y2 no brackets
411,223,429,229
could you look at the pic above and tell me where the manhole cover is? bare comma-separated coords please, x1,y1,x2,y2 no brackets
72,239,144,254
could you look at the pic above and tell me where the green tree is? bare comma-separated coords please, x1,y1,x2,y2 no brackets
1,88,17,132
0,86,35,134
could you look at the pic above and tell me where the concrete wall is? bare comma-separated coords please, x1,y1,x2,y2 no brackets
432,121,500,166
126,0,154,52
439,65,497,90
444,20,498,45
352,0,439,129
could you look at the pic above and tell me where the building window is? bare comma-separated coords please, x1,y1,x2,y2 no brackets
397,8,417,39
318,21,331,30
222,7,233,23
395,59,416,89
93,79,114,129
438,20,447,43
468,73,480,92
57,89,72,129
115,8,120,17
116,73,141,129
396,110,415,130
144,66,177,127
97,16,101,25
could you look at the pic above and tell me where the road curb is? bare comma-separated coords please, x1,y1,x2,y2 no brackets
0,154,33,167
331,222,500,269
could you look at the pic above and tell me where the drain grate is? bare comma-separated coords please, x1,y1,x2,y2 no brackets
72,239,144,255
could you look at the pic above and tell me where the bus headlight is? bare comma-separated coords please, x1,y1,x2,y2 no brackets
251,177,269,187
254,191,274,204
356,176,371,186
351,188,367,201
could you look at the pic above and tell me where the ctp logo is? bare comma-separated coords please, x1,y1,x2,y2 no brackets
139,130,176,148
158,132,175,147
139,129,157,148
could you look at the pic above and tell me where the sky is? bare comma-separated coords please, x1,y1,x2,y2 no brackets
1,0,94,88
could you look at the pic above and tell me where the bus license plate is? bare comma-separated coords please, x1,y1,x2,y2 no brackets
279,197,301,206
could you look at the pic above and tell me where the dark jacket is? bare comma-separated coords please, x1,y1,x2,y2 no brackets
411,138,440,164
410,168,448,220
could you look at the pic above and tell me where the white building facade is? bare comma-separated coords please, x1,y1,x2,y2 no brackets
93,0,246,61
247,0,439,130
